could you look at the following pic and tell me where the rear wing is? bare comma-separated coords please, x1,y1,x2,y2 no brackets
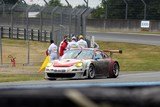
103,49,122,57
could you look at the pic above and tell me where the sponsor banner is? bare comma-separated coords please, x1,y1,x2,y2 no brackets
141,20,150,28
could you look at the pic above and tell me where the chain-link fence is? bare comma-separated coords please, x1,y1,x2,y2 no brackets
0,0,92,65
0,1,92,40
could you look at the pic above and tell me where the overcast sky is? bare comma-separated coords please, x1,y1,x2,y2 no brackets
25,0,101,8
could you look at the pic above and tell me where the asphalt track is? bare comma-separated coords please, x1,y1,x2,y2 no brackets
87,32,160,46
0,71,160,89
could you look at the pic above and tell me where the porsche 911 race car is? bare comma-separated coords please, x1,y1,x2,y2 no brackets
44,48,122,80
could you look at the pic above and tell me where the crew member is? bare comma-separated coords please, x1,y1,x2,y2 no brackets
66,36,78,50
77,35,88,48
48,40,58,61
59,35,68,57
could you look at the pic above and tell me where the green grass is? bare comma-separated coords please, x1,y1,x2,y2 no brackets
97,41,160,71
0,73,43,82
0,39,160,82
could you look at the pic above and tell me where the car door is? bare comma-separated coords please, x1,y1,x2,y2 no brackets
94,51,109,75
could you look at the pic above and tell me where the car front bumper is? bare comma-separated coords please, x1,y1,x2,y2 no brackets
44,67,87,79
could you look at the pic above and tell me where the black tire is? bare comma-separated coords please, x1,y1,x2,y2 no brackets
108,62,119,78
88,64,95,79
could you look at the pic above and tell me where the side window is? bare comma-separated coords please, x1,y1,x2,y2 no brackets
101,52,108,58
95,51,103,59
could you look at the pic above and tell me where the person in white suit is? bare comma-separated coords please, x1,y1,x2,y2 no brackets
48,40,58,61
77,35,88,48
66,36,78,50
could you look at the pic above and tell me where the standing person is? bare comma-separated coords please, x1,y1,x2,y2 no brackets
48,40,58,62
58,35,68,57
66,36,78,50
77,35,88,48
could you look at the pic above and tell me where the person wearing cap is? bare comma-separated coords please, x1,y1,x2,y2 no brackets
66,36,78,50
48,40,58,61
77,35,88,48
58,35,68,57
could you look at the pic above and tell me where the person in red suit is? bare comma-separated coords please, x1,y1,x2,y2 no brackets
58,35,68,57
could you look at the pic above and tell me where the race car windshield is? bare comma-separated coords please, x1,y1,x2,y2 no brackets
61,49,94,59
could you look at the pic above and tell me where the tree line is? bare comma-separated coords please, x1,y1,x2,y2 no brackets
92,0,160,20
2,0,160,20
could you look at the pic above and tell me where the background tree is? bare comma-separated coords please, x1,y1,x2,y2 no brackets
3,0,18,4
91,0,160,20
145,0,160,20
91,6,105,19
48,0,62,7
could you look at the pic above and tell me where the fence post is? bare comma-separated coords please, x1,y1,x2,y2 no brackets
24,28,26,40
31,29,34,40
50,31,52,41
140,0,147,20
17,28,19,39
0,27,2,65
38,30,40,41
123,0,128,20
1,27,3,38
9,27,11,38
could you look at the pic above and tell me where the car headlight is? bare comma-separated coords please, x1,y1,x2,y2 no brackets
46,63,52,67
75,62,83,67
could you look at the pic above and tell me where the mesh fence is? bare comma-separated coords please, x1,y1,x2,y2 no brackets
2,40,28,64
11,2,29,38
0,1,92,65
0,2,91,41
0,4,13,26
1,39,48,66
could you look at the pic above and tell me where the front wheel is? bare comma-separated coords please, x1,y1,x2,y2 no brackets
88,64,95,79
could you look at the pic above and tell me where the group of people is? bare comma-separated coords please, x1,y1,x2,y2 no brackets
47,34,88,61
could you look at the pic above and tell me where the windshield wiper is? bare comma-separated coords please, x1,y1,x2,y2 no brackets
74,50,82,59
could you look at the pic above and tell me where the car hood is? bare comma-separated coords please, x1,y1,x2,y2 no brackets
53,59,81,67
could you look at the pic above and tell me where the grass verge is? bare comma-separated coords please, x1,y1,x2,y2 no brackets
97,41,160,71
0,73,43,82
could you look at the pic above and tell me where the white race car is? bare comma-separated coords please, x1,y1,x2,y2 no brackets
45,48,122,80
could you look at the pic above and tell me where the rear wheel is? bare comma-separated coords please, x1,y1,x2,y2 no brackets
88,64,95,79
108,62,119,78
